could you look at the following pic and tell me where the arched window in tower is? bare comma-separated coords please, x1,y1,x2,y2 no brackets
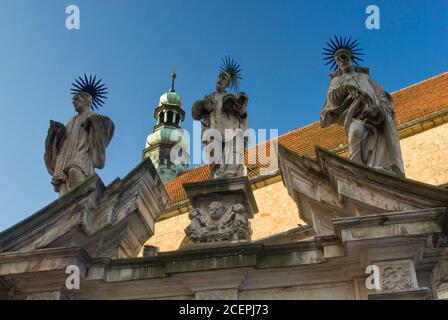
167,111,174,124
158,112,164,124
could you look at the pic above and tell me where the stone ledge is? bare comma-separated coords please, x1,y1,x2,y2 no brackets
368,287,432,300
0,247,91,277
332,208,445,243
83,240,326,282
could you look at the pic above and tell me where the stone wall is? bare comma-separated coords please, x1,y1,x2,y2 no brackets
400,122,448,185
250,181,303,240
145,211,191,252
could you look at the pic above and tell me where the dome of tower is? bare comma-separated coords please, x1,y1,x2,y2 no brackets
159,91,183,107
159,72,183,107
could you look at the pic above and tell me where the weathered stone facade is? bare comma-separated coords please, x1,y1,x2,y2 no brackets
1,147,446,300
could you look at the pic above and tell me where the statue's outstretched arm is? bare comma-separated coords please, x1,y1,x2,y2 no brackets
44,120,66,175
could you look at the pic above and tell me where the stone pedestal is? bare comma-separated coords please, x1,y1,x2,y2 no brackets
183,176,258,243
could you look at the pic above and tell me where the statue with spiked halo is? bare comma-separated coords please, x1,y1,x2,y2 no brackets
192,56,249,179
44,75,115,196
320,36,404,176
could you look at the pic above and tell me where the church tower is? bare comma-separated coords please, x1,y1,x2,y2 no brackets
143,73,187,184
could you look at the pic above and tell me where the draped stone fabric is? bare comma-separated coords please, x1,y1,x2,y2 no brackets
320,69,405,176
45,110,114,195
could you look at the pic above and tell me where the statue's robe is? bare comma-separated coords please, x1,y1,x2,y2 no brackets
192,91,248,178
320,68,404,176
44,110,114,195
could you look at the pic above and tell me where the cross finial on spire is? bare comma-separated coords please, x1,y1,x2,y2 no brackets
170,64,176,92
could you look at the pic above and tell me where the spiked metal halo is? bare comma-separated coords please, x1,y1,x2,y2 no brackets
219,56,243,92
322,36,365,71
71,74,108,110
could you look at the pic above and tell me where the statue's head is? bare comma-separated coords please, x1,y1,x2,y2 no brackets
216,72,231,93
71,74,108,111
216,57,242,93
322,36,364,74
209,201,225,220
334,49,353,74
72,92,93,114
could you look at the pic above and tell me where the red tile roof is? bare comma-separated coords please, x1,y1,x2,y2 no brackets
165,164,211,206
392,72,448,126
165,72,448,205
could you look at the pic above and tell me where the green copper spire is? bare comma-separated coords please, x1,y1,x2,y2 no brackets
143,71,187,184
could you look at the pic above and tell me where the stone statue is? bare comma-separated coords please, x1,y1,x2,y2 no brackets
44,75,114,196
320,36,404,176
192,57,249,178
185,201,252,243
185,59,257,245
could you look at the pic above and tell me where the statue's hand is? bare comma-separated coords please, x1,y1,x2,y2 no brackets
330,85,357,106
347,86,360,100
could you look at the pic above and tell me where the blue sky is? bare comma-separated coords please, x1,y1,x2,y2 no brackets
0,0,447,231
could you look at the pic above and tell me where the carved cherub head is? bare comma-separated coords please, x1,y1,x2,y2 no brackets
209,201,225,220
